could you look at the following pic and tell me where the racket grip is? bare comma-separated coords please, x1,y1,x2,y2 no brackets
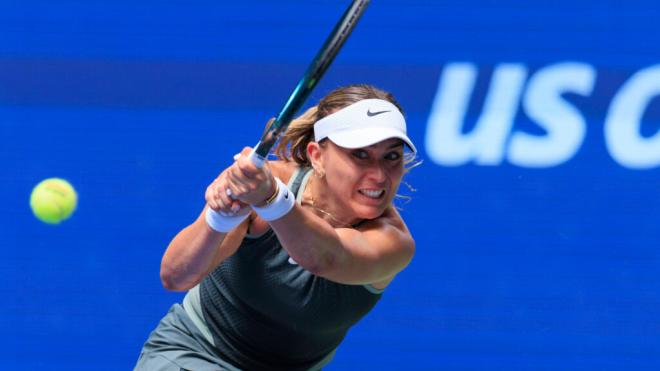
248,146,266,168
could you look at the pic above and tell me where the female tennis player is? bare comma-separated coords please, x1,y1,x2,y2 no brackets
135,84,417,370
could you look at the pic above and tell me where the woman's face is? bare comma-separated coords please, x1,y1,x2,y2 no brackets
313,138,405,221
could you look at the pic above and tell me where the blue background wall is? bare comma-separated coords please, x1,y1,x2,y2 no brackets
2,0,659,369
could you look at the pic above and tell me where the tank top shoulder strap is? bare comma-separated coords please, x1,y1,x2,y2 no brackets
288,167,313,200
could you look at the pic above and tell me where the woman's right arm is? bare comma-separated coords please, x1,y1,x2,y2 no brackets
159,206,250,292
160,168,251,292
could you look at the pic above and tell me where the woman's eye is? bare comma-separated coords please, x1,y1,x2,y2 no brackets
385,152,402,161
352,150,369,159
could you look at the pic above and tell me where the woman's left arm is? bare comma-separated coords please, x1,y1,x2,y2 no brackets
270,205,415,285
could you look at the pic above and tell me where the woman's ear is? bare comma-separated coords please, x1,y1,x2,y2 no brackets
307,141,325,176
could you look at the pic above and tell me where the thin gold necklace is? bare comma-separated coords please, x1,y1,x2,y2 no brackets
302,173,356,229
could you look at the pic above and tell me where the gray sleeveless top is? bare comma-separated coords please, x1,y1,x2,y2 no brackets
191,167,383,370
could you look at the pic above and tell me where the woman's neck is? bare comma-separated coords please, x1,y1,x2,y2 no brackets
302,171,361,228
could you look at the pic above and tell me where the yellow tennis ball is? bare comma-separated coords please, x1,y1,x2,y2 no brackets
30,178,78,224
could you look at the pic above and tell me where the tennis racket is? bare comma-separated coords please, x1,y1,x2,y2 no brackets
248,0,371,167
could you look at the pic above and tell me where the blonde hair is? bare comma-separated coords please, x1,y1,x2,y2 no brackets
275,84,404,166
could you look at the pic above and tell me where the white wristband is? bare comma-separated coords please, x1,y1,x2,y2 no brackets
205,208,249,233
252,177,295,221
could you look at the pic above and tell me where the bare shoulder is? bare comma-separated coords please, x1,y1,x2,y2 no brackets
356,206,416,259
359,206,413,239
351,207,415,290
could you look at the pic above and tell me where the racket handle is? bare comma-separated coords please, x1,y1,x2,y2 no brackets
248,145,266,168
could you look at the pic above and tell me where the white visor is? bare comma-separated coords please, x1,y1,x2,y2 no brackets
313,98,417,153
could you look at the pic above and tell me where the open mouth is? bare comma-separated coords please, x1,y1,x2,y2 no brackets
358,189,385,199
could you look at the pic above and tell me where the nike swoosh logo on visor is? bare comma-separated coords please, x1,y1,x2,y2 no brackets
367,109,390,117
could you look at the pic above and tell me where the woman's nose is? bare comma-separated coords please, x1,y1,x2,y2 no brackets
366,161,387,183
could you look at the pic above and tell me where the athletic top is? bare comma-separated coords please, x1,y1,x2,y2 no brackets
188,167,383,370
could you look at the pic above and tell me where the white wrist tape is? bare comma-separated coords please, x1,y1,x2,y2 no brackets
252,177,295,221
205,208,249,233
